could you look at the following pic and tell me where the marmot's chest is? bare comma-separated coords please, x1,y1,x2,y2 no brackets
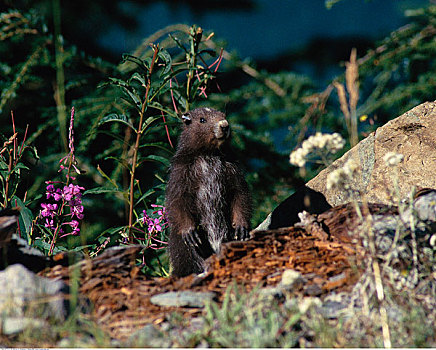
193,156,227,204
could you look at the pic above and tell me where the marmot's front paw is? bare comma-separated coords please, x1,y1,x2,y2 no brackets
234,226,250,241
182,228,202,250
182,229,213,258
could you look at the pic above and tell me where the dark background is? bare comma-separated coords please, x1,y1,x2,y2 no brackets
97,0,427,84
3,0,427,85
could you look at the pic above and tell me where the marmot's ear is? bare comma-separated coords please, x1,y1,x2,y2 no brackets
181,113,191,125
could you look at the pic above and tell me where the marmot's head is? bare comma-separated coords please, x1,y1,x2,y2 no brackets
178,107,230,152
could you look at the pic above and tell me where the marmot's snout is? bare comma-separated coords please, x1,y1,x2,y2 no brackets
215,119,230,140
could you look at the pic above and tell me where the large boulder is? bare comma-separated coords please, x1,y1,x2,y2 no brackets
307,101,436,206
0,264,70,334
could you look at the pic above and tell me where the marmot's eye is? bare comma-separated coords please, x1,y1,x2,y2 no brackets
200,118,207,123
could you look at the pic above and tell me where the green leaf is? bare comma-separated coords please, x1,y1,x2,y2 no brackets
99,113,136,131
13,162,30,171
99,225,128,239
107,77,128,86
141,115,163,133
139,154,170,167
20,144,39,161
96,165,119,189
158,49,172,76
129,72,146,86
104,156,130,170
123,89,143,111
135,183,166,206
67,244,94,252
33,237,67,255
135,188,157,206
108,77,143,111
171,89,188,111
12,196,33,244
169,33,188,53
122,54,151,71
0,160,8,170
147,101,178,119
139,142,173,154
83,187,123,195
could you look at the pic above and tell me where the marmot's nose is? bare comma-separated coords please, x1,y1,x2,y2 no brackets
218,119,229,133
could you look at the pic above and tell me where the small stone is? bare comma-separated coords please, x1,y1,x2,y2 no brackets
320,300,348,319
303,283,323,296
298,297,322,314
127,324,171,348
259,286,285,299
280,269,305,289
430,234,436,247
328,272,347,283
189,317,206,332
57,336,98,348
150,291,216,308
1,317,47,335
321,292,354,320
414,191,436,222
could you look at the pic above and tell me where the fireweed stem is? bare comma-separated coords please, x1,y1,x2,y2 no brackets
128,45,159,243
48,200,66,255
44,107,84,255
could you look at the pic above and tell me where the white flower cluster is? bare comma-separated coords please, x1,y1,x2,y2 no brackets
326,159,359,191
383,152,404,167
290,132,345,168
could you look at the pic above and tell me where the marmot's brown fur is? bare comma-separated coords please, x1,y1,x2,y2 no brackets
166,107,252,277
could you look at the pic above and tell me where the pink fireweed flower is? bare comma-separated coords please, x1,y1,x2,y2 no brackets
41,107,85,256
58,107,81,178
69,197,84,220
44,218,62,233
141,208,167,234
151,204,166,219
142,210,149,225
137,207,168,250
62,183,84,201
41,203,58,218
60,220,80,237
148,217,162,232
46,183,63,201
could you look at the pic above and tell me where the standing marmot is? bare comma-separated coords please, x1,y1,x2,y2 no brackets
166,107,252,277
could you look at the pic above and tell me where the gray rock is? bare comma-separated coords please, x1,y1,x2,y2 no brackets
0,264,69,321
1,317,47,335
307,101,436,207
254,213,272,232
260,286,286,299
150,291,217,308
126,324,171,348
11,234,45,257
320,293,351,319
260,270,307,300
401,190,436,230
303,283,323,296
280,269,305,289
415,191,436,222
189,316,206,332
297,297,322,314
